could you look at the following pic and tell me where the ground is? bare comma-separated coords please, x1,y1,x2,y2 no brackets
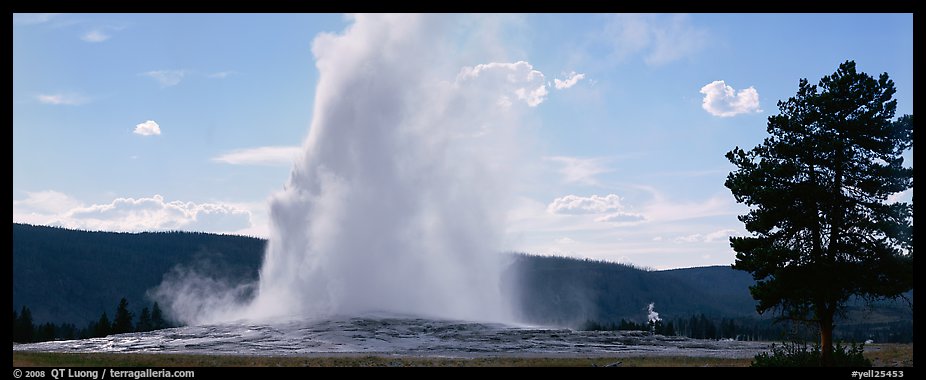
12,343,912,367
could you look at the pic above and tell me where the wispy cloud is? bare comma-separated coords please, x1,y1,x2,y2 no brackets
36,93,89,106
554,71,586,90
602,14,709,66
141,70,187,87
208,71,236,79
545,156,612,185
134,120,161,136
13,190,83,215
675,228,741,243
641,191,740,223
212,146,301,166
13,13,60,25
699,80,762,117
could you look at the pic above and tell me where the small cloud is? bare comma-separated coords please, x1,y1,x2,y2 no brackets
81,29,110,42
546,156,611,185
134,120,161,136
699,80,762,117
208,71,235,79
554,71,586,90
36,93,88,105
212,146,302,166
141,70,187,87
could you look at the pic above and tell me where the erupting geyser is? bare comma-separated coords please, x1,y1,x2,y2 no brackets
158,14,547,324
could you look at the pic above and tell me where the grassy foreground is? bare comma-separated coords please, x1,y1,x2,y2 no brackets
13,344,911,367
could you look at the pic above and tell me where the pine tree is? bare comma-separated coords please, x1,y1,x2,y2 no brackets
112,298,134,334
151,302,167,330
136,307,152,332
15,306,34,343
94,312,112,338
12,309,18,343
726,60,913,365
36,323,56,342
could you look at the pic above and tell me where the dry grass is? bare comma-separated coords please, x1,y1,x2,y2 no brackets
865,343,914,367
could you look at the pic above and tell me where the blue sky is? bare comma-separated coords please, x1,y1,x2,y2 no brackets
13,13,913,269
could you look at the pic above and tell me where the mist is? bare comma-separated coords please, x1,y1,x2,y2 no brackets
155,14,545,324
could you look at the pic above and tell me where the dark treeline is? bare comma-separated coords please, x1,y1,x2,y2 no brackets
582,314,800,341
581,314,913,343
12,298,171,343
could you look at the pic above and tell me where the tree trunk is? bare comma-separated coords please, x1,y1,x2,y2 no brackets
820,309,835,366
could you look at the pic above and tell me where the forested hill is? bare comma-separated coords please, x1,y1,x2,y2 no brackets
13,223,265,325
506,254,759,326
12,223,912,341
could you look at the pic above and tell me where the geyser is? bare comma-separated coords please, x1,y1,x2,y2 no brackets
158,14,549,324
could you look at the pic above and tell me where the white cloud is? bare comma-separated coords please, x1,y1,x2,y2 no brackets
134,120,161,136
548,194,645,224
208,71,235,79
13,192,254,234
457,61,549,107
212,146,301,166
554,71,586,90
141,70,187,87
36,93,88,105
548,194,625,214
502,193,743,269
81,29,110,42
546,156,611,185
699,80,762,117
603,14,708,66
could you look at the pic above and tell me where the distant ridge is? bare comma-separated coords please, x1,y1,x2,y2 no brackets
13,223,911,340
13,223,264,324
